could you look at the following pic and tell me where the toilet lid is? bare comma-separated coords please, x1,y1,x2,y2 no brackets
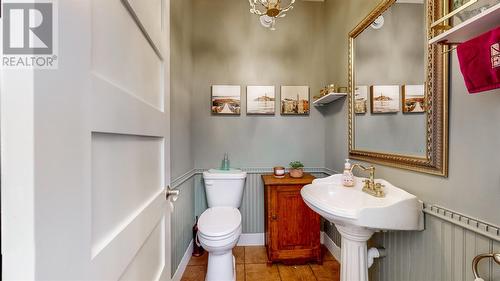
203,169,247,180
198,207,241,237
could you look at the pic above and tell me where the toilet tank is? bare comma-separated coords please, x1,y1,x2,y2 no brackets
203,169,247,208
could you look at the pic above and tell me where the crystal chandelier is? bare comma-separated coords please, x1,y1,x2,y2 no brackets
248,0,296,30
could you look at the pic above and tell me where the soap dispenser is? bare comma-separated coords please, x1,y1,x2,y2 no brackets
221,153,230,171
342,159,355,187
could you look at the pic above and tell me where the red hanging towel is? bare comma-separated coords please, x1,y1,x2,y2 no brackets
456,26,500,94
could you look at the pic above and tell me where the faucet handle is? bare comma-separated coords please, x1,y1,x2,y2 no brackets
362,179,371,189
374,182,385,197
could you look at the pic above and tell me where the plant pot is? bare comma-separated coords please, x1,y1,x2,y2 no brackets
289,168,304,178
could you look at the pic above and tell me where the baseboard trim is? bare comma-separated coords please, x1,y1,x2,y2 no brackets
321,231,341,262
172,240,193,281
237,233,265,246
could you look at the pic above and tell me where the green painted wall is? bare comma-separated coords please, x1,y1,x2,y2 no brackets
170,0,195,276
190,0,328,169
171,0,194,179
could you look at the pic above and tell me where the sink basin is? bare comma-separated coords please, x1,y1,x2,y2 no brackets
301,174,423,281
301,174,423,231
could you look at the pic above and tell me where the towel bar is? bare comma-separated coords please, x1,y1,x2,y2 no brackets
472,253,500,280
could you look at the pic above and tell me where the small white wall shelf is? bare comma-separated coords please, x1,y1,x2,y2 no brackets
312,92,347,106
429,2,500,45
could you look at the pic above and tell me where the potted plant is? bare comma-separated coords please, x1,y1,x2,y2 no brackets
289,161,304,178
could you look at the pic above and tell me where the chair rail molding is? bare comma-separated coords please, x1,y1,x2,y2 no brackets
171,167,335,189
424,204,500,242
171,169,197,189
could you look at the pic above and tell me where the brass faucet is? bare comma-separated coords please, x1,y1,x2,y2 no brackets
350,164,385,198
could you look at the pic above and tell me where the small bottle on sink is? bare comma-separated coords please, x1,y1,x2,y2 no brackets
342,159,355,187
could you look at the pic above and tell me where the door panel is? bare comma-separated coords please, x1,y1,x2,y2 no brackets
119,218,165,281
91,193,166,279
88,0,170,279
276,186,320,251
277,190,307,249
90,76,166,136
90,133,164,257
92,0,164,111
125,0,164,52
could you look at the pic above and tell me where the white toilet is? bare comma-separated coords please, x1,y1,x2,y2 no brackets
197,169,247,281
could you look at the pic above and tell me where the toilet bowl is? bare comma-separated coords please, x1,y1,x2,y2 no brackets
198,207,242,281
198,169,247,281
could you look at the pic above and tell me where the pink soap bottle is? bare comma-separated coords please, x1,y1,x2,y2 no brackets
342,159,355,187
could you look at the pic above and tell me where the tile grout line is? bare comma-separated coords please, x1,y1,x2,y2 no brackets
276,263,283,281
308,264,319,281
243,247,246,281
309,263,320,281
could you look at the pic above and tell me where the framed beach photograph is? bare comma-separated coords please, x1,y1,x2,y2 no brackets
354,85,368,114
280,86,310,115
402,84,426,113
247,86,276,115
370,85,400,113
211,85,241,115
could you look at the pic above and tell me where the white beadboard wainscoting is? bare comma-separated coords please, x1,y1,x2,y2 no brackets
170,168,500,281
370,205,500,281
170,177,195,278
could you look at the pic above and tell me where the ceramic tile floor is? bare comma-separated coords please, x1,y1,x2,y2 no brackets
181,246,340,281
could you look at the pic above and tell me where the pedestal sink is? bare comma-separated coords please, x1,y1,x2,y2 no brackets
301,174,423,281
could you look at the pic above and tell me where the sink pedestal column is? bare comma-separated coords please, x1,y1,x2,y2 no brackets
336,225,375,281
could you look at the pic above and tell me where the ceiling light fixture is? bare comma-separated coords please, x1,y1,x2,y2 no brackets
371,15,385,29
248,0,296,30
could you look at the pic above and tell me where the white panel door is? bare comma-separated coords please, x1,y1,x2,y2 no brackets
1,0,172,280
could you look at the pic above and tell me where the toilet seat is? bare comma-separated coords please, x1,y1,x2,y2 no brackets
198,207,242,241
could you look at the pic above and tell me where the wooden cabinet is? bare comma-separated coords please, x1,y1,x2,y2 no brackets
262,173,322,265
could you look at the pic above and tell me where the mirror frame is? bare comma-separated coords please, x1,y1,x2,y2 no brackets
348,0,449,177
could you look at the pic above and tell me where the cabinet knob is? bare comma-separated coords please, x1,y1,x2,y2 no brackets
272,215,277,220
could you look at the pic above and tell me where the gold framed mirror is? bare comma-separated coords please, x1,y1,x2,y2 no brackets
348,0,449,176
